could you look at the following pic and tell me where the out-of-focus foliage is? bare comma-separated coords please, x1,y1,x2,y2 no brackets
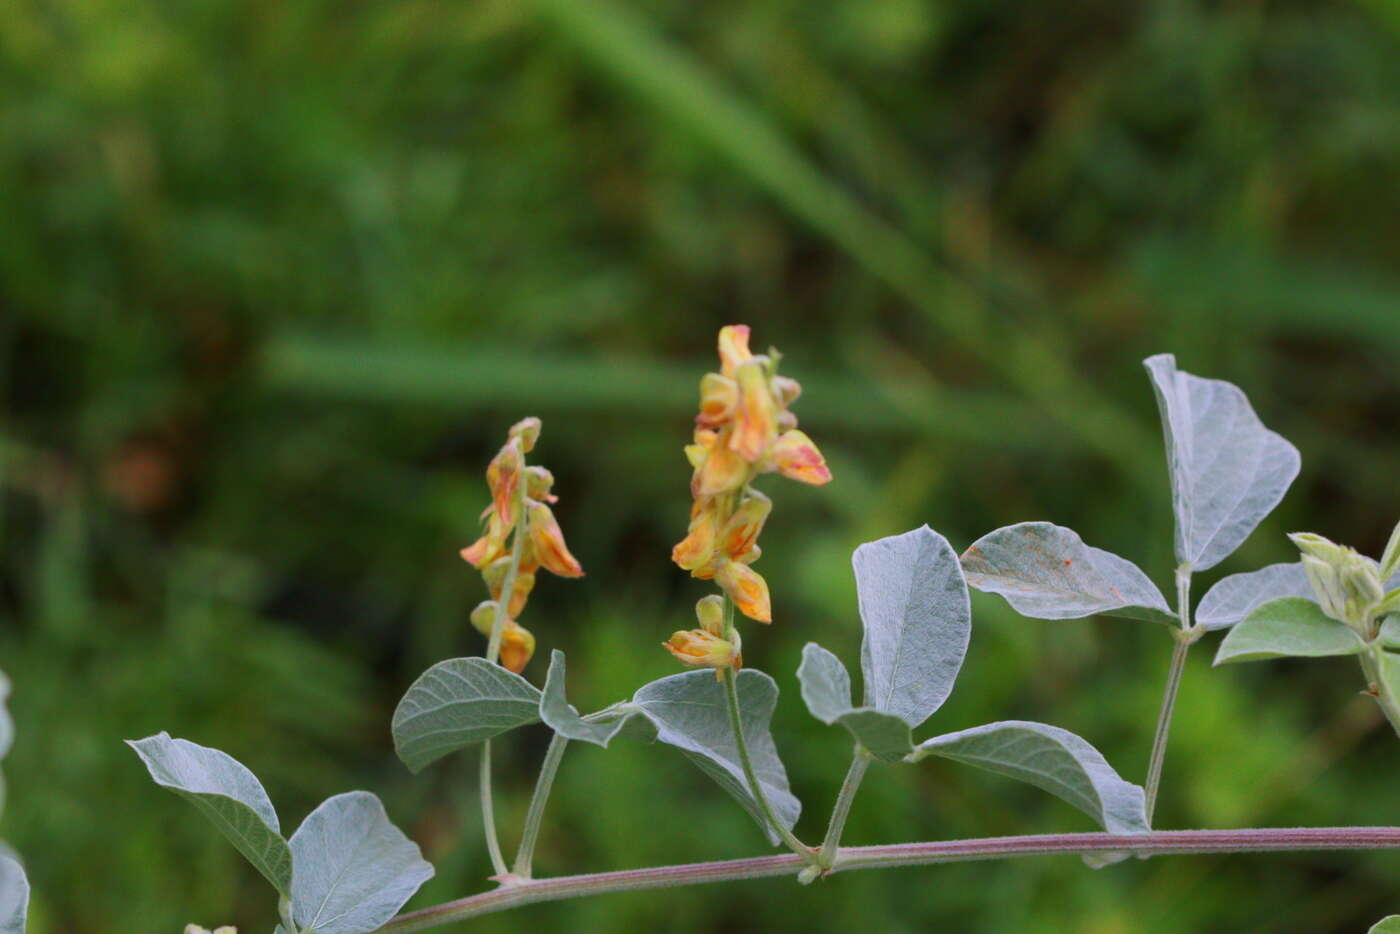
1,0,1398,930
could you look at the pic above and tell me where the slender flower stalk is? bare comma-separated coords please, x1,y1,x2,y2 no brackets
374,827,1400,933
460,418,585,878
513,732,571,879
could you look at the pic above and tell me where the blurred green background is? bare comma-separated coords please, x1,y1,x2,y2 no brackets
3,0,1400,930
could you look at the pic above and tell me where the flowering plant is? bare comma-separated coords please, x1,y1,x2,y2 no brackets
5,328,1400,932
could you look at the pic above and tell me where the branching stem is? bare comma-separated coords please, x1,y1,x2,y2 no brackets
815,746,872,872
374,827,1400,933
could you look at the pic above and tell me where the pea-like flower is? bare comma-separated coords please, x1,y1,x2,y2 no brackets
667,324,831,661
461,418,583,673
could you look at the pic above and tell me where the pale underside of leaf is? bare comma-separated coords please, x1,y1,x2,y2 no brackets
911,720,1149,836
289,791,434,934
391,657,543,773
1195,562,1313,630
0,856,27,934
1144,354,1300,573
961,522,1174,625
626,669,799,845
855,525,971,728
1213,598,1364,664
1368,916,1400,934
127,733,293,893
796,644,912,762
539,650,631,747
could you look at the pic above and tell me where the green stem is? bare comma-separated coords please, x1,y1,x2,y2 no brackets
479,475,531,878
479,742,508,877
1358,645,1400,737
513,733,571,878
1145,567,1193,824
719,649,816,863
816,746,872,871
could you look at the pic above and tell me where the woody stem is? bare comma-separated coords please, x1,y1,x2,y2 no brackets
480,474,530,878
721,599,817,864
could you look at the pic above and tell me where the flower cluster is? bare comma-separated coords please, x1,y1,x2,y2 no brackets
461,418,584,672
666,325,831,673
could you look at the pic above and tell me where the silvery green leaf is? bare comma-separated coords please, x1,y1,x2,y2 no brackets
1380,617,1400,650
1213,598,1364,664
1195,563,1314,630
854,525,971,728
796,643,853,723
391,657,542,773
1144,354,1300,572
0,856,27,934
961,522,1175,625
1381,519,1400,581
539,650,633,747
289,791,434,934
128,733,292,893
627,670,799,844
1369,917,1400,934
796,644,912,762
909,720,1149,835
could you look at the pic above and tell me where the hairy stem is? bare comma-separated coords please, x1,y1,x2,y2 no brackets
374,827,1400,933
816,746,872,871
513,733,570,878
479,476,530,877
1145,567,1193,823
478,742,508,877
1358,645,1400,737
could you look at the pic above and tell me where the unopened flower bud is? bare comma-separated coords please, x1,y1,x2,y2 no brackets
1289,532,1349,565
776,409,798,432
508,416,542,452
721,489,771,560
771,375,802,408
663,627,741,671
526,499,585,578
695,594,726,636
524,465,558,504
499,621,536,673
716,560,772,623
697,373,739,428
729,359,779,463
471,600,503,637
717,324,753,378
1301,554,1348,623
767,430,832,485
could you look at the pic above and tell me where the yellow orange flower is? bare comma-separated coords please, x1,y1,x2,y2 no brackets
526,499,585,578
461,511,510,568
766,430,832,486
691,437,748,497
716,560,771,623
486,438,523,525
672,498,721,572
729,359,778,463
717,324,752,378
697,373,739,428
499,620,536,673
720,490,771,560
663,627,741,672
